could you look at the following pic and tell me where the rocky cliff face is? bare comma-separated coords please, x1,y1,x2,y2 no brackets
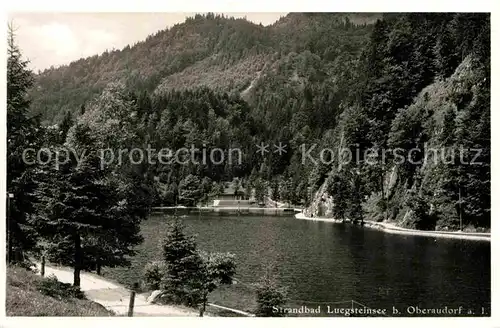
304,179,334,218
305,56,490,231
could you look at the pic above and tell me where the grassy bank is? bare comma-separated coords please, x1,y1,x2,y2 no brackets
6,266,113,316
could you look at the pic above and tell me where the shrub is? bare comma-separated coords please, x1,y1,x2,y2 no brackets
143,261,167,290
36,275,85,300
7,266,112,316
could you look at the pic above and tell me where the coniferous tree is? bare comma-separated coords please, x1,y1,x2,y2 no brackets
35,124,144,286
255,273,288,317
58,111,74,144
270,178,280,203
160,218,200,303
328,173,349,222
6,24,41,262
178,174,202,206
254,178,268,204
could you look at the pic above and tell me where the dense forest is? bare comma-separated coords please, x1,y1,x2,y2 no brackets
8,13,490,277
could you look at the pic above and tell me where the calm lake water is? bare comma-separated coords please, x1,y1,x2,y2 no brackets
108,214,490,317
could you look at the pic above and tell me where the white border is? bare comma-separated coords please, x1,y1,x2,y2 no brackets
0,0,497,13
0,1,497,328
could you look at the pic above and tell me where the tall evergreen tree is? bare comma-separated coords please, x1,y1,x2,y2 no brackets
160,218,200,303
34,124,144,286
6,24,40,262
58,111,74,144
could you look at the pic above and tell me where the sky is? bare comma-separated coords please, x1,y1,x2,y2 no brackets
8,12,287,71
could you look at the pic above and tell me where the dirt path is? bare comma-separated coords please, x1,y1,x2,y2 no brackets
35,264,199,316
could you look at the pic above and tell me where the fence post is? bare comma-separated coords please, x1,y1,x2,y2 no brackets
41,255,45,277
128,282,139,317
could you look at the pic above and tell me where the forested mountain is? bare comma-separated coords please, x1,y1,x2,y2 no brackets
29,13,378,123
26,12,490,232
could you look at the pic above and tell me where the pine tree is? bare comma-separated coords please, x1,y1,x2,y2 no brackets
254,178,268,204
161,218,199,303
244,179,253,200
178,174,202,206
35,124,144,285
433,23,458,80
58,111,74,144
255,273,288,317
279,178,294,207
328,172,349,222
35,138,108,285
6,24,40,262
270,178,280,203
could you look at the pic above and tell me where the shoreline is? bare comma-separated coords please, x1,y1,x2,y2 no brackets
295,212,491,242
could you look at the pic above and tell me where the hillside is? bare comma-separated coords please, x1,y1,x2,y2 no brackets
6,266,113,316
29,13,379,124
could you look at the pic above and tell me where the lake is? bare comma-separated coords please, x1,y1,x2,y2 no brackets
104,213,490,317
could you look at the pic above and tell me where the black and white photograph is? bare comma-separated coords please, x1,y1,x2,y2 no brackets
2,5,493,323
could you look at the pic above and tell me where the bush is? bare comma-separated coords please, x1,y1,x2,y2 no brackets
143,261,167,290
15,258,37,273
157,283,201,307
7,266,112,316
36,275,85,300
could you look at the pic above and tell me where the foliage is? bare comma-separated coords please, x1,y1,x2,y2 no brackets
159,218,199,303
146,217,236,315
31,81,153,285
320,13,490,229
255,274,288,317
253,178,268,204
29,13,377,125
34,123,146,286
36,275,85,300
328,172,349,222
279,177,294,207
270,178,280,202
143,261,167,290
192,251,237,316
178,174,202,206
6,24,41,262
6,266,112,316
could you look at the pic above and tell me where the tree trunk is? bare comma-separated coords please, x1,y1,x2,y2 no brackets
73,233,82,287
199,293,208,317
97,262,101,275
41,255,45,277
